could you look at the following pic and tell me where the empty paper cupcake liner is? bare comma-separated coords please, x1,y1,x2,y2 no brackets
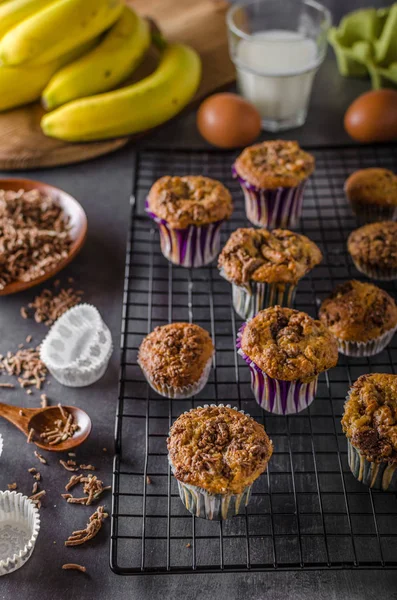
146,202,223,268
220,271,296,320
139,355,213,399
232,166,307,229
237,323,317,415
335,326,397,357
40,304,113,387
169,404,253,520
0,491,40,576
347,440,397,492
349,200,397,224
350,256,397,282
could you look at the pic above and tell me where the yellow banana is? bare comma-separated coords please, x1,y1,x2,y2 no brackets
42,7,150,110
0,37,99,112
41,43,202,142
0,0,58,41
0,0,123,66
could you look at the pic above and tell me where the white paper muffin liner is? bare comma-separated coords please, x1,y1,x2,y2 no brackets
347,440,397,492
225,276,296,320
168,404,255,520
336,326,397,357
139,355,213,399
40,304,113,387
350,256,397,281
0,491,40,576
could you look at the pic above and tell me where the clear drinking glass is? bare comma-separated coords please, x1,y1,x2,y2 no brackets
227,0,331,132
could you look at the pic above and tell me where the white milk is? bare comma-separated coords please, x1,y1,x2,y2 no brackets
235,30,319,129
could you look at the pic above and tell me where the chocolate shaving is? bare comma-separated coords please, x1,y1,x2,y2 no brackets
0,347,47,389
34,450,47,465
62,563,87,573
64,506,108,547
39,406,79,446
22,284,83,327
8,482,17,490
60,460,78,472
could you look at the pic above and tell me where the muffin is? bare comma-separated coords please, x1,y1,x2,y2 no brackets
218,227,322,319
167,404,273,519
345,168,397,223
342,373,397,491
146,175,233,268
237,306,338,415
319,280,397,357
348,221,397,281
138,323,214,398
233,140,315,229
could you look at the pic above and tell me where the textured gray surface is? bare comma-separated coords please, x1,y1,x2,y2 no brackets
1,0,396,597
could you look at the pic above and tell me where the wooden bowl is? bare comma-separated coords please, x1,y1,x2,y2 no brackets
0,178,87,296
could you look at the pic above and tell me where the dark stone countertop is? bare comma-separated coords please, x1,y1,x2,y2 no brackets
1,0,396,598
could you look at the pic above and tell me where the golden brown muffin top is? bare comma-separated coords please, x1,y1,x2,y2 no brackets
348,221,397,271
218,227,322,286
167,405,273,494
138,323,214,390
240,306,338,383
344,168,397,207
342,373,397,464
147,175,233,229
234,140,315,189
319,280,397,343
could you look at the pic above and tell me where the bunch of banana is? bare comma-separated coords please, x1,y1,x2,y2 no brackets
0,37,98,112
41,43,202,142
42,6,150,110
0,0,123,65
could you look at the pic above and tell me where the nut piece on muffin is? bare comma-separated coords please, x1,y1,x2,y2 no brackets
218,227,323,319
232,140,315,229
146,175,233,268
138,323,214,399
342,373,397,491
319,280,397,357
237,306,338,415
348,221,397,281
167,404,273,519
345,168,397,223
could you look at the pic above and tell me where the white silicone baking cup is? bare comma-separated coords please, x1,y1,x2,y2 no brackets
139,355,213,399
336,326,397,357
40,304,113,387
0,491,40,576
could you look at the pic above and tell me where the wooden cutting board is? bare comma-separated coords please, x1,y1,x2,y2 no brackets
0,0,235,171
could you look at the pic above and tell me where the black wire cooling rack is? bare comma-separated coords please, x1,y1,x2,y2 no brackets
111,144,397,575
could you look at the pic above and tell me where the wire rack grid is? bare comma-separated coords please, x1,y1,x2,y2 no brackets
111,144,397,575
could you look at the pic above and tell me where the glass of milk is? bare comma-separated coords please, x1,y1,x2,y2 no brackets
227,0,331,131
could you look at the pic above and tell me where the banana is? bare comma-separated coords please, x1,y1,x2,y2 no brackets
0,0,57,41
42,7,150,110
0,0,123,66
41,43,202,142
0,37,99,112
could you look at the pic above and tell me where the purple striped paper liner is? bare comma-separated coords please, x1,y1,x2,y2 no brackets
232,165,307,229
347,440,397,492
236,323,317,415
146,201,223,268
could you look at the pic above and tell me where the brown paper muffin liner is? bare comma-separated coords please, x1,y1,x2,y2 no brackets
349,200,397,224
350,256,397,282
335,326,397,357
347,440,397,492
168,404,255,520
139,355,213,399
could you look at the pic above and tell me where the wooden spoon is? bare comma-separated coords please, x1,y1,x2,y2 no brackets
0,403,91,452
0,178,87,296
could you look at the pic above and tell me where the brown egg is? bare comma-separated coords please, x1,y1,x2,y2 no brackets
344,89,397,143
197,93,261,148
